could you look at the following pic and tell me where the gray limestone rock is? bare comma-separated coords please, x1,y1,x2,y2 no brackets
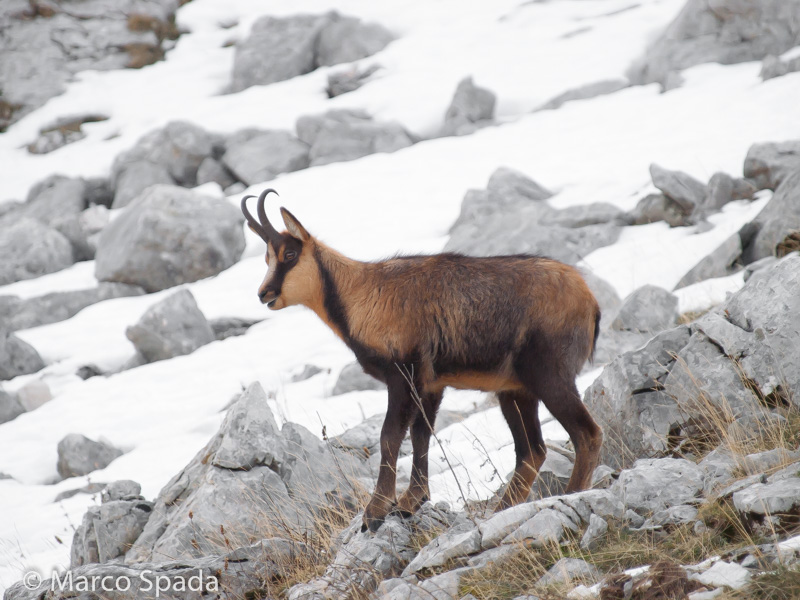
230,13,331,93
442,77,496,136
0,331,45,381
57,434,124,479
126,289,215,364
95,185,245,293
611,285,678,332
627,0,800,86
222,129,309,185
297,109,412,167
0,218,75,285
744,140,800,191
315,13,394,67
649,163,706,214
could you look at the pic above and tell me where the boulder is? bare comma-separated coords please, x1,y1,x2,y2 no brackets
296,109,413,167
0,330,45,381
649,163,706,214
447,215,620,265
111,121,216,207
71,491,154,566
332,361,386,395
230,14,331,92
126,383,367,563
95,185,245,293
0,218,75,285
126,290,215,364
627,0,800,85
316,13,394,67
743,140,800,191
0,388,25,425
57,434,124,479
629,192,690,227
1,282,144,332
441,76,496,136
221,129,309,185
611,285,678,332
702,172,756,213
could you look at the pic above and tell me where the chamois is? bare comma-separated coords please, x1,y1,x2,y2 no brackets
242,188,603,532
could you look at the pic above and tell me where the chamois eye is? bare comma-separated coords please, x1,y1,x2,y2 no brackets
284,250,297,261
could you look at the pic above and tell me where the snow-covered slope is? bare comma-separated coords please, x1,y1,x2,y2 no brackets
1,0,799,592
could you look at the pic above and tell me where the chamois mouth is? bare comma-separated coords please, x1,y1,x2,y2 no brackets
267,299,277,308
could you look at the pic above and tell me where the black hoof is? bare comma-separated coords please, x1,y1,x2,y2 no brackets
360,522,368,533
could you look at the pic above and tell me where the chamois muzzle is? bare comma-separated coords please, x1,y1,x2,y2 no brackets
241,188,281,245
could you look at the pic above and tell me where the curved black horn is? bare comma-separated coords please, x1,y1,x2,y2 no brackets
241,189,281,243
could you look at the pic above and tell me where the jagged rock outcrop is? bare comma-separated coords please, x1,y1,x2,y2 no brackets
586,254,800,470
125,383,367,564
94,185,245,293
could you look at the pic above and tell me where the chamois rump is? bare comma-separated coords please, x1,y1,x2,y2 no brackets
242,189,603,532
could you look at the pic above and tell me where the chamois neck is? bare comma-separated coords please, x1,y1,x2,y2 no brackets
309,241,370,337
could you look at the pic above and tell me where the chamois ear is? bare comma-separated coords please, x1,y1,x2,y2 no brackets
280,207,310,242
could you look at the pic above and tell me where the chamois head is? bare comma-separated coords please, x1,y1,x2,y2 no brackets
241,189,317,310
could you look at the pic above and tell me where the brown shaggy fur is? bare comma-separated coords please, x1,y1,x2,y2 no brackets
243,194,603,532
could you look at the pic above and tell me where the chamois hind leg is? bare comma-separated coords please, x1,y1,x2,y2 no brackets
395,389,443,517
540,377,602,492
497,389,547,510
514,331,603,494
362,369,417,532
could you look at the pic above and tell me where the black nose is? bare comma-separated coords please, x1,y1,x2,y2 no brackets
258,289,268,300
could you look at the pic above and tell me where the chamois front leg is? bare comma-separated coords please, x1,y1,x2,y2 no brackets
362,372,416,532
395,390,443,517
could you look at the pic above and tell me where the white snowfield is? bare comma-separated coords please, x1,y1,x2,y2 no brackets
1,0,799,592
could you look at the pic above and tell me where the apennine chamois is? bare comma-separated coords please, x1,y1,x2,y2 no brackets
242,189,603,532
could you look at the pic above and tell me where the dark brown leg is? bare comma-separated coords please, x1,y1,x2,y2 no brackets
539,379,602,492
362,370,416,532
497,389,547,510
396,390,443,516
512,334,603,497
